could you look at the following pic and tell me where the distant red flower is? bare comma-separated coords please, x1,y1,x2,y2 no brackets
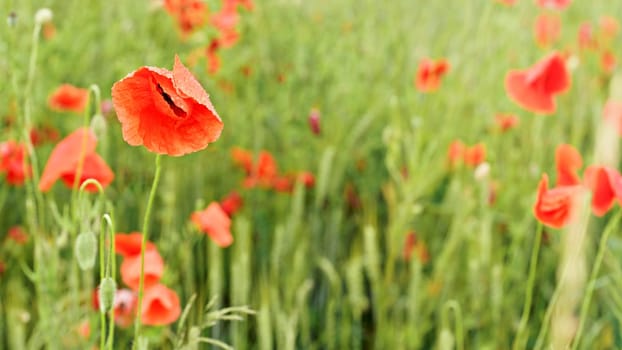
206,39,221,75
243,151,279,189
297,171,315,188
115,232,156,258
505,52,570,114
111,55,223,156
447,140,465,167
211,0,240,48
533,173,581,228
534,14,561,48
535,0,571,10
141,284,181,326
48,84,89,113
464,143,486,167
599,16,619,39
603,100,622,136
7,226,28,244
220,191,243,216
601,51,616,74
30,125,60,147
583,166,622,216
0,141,31,185
164,0,207,37
415,58,450,92
191,202,233,247
495,113,519,131
231,147,253,174
309,108,321,135
577,22,595,50
555,144,582,186
120,249,164,291
403,231,430,263
39,128,114,192
272,176,294,193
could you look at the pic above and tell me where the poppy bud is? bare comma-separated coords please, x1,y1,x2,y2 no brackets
308,108,321,135
34,8,53,25
75,231,97,270
98,277,116,313
90,114,107,139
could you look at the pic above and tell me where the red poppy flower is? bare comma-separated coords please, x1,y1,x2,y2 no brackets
555,143,582,186
30,125,60,147
308,108,321,135
415,58,450,92
111,55,223,156
599,16,619,39
583,165,622,216
7,226,28,244
243,151,279,188
120,249,164,291
220,191,243,217
191,202,233,247
0,141,31,186
464,143,486,167
272,176,294,193
403,231,430,263
231,147,253,174
505,52,570,114
297,171,315,188
536,0,571,10
39,128,114,192
534,14,561,48
206,39,222,75
603,100,622,136
115,232,156,258
447,140,465,167
141,284,181,326
533,173,581,228
578,22,595,50
48,84,89,113
601,51,616,74
495,113,519,131
164,0,207,37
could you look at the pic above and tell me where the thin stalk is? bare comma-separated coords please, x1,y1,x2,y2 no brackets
512,223,544,350
132,154,163,348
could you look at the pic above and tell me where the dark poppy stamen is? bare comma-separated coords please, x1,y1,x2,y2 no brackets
156,83,186,117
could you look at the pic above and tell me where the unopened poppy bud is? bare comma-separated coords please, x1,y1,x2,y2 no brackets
90,114,107,138
34,8,53,25
98,277,116,313
75,231,97,270
308,108,321,135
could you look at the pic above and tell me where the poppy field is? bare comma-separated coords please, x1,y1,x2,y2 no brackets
2,0,622,348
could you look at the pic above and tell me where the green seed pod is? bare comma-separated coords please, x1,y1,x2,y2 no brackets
98,277,116,313
75,231,97,270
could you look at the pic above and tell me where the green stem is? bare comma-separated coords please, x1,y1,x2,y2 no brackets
512,223,544,350
132,154,163,348
441,300,464,350
571,210,622,350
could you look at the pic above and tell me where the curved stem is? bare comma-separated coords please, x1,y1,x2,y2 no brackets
132,154,163,348
512,223,543,350
442,300,464,350
571,210,622,350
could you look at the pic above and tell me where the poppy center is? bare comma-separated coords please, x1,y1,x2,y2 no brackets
156,83,187,118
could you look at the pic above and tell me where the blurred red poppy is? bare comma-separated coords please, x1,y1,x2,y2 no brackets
533,173,581,228
39,128,113,192
495,113,519,131
111,55,223,156
7,226,28,244
211,0,240,48
220,191,243,217
555,144,582,186
191,202,233,247
464,143,486,167
447,140,465,167
415,58,450,92
603,100,622,136
231,147,254,174
601,51,616,74
505,52,570,114
141,284,181,326
536,0,571,10
403,231,430,263
583,166,622,216
206,39,222,75
120,249,164,291
243,151,279,188
48,84,89,113
0,141,31,186
115,232,156,258
164,0,207,37
309,108,321,135
534,14,561,48
577,22,595,50
599,16,619,39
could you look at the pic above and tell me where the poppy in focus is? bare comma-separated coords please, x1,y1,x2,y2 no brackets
191,202,233,247
38,128,114,192
48,84,89,113
415,58,450,92
141,284,181,326
120,249,164,291
583,165,622,216
555,143,582,186
111,55,223,156
0,141,31,186
505,52,570,114
533,173,581,228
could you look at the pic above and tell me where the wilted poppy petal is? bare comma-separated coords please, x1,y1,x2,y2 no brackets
39,128,97,192
141,284,181,326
